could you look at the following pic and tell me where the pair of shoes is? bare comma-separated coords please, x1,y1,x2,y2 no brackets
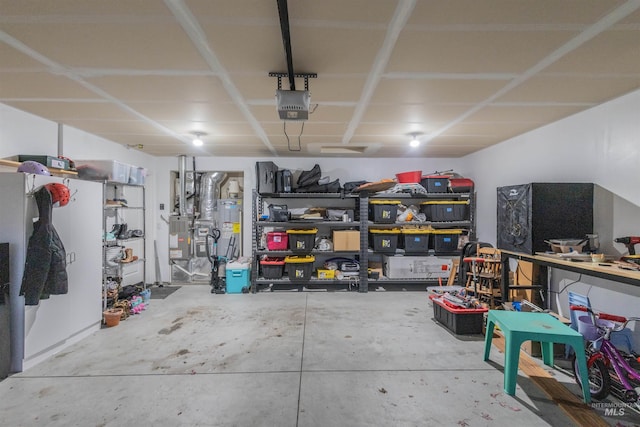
120,248,134,263
118,224,129,239
111,224,132,240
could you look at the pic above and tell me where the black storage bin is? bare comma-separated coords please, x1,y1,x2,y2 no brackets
368,200,400,223
369,229,400,253
496,183,594,254
286,229,317,253
432,230,462,254
276,169,292,193
260,257,285,279
432,297,487,335
421,201,469,222
421,175,449,193
256,161,278,194
268,204,290,222
285,256,315,281
401,229,430,254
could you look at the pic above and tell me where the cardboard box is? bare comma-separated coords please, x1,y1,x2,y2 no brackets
368,261,383,279
521,341,566,357
333,230,360,251
509,260,543,306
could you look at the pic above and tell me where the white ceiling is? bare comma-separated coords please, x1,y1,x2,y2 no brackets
1,0,640,158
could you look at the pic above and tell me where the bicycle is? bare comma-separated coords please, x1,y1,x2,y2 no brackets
570,305,640,402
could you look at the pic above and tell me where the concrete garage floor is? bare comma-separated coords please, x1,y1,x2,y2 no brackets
0,285,631,426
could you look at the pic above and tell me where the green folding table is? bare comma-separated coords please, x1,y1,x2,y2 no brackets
484,310,591,403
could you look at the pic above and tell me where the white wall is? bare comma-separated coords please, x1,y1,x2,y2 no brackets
463,88,640,340
463,88,640,248
0,104,156,283
152,156,466,282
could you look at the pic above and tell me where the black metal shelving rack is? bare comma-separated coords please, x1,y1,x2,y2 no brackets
251,190,476,293
252,190,365,292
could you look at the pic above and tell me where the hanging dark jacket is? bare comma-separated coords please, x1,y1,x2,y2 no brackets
20,186,68,305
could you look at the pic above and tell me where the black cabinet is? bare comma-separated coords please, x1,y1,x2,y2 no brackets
496,183,594,254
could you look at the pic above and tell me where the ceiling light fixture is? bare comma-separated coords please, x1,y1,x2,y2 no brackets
192,132,205,147
409,133,420,148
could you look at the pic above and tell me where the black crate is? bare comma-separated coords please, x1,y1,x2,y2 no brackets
287,229,317,253
420,201,468,222
432,298,486,335
285,256,314,281
369,230,399,253
401,230,430,254
368,202,399,223
421,176,449,193
260,258,285,279
432,231,461,254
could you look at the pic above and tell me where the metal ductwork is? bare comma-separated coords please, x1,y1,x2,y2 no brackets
178,155,187,216
199,172,227,221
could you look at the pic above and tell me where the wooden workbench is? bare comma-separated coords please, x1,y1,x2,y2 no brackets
500,250,640,308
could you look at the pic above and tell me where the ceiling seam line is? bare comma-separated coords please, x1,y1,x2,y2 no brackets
342,0,417,145
383,72,517,80
165,0,278,156
0,30,190,144
424,0,640,143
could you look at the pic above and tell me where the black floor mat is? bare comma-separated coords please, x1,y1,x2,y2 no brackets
149,286,181,300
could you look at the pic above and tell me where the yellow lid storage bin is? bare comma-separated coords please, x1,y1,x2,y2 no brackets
369,228,401,253
284,255,315,281
401,227,432,254
286,228,318,253
368,200,401,224
420,200,469,222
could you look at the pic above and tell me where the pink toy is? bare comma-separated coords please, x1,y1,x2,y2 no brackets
130,296,144,314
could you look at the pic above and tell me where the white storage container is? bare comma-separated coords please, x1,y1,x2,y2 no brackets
382,255,452,280
128,166,147,185
76,160,131,183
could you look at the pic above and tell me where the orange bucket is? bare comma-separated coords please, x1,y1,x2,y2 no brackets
103,308,123,327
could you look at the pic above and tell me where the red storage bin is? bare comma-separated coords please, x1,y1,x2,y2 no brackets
430,296,487,335
260,257,285,279
395,170,422,183
266,231,288,250
449,178,474,193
